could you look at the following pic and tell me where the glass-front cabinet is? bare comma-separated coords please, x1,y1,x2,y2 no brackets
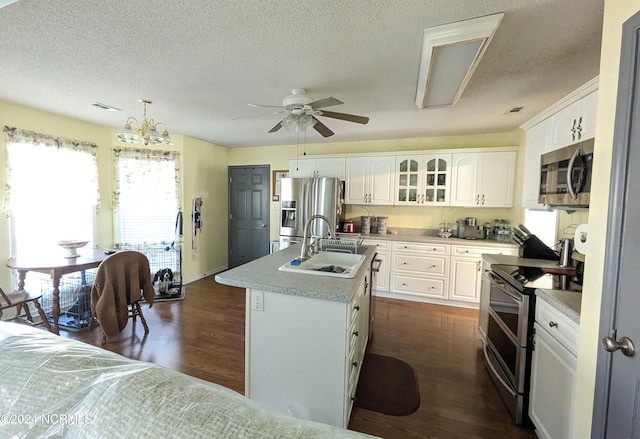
396,154,451,206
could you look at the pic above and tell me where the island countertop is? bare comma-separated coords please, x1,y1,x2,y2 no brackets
215,244,377,303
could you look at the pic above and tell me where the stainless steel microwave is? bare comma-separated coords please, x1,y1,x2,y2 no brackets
539,138,594,208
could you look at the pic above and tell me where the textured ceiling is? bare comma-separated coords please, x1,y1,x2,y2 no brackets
0,0,603,148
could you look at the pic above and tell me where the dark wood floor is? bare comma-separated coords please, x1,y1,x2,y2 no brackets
63,276,537,439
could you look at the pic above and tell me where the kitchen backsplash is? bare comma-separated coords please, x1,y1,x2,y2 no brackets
343,204,517,233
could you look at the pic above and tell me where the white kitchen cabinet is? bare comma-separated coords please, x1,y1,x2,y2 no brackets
550,90,598,150
246,274,369,428
345,156,395,205
450,245,519,303
363,238,390,292
395,154,451,206
450,151,516,207
529,298,579,439
289,157,346,179
389,241,450,300
522,118,552,209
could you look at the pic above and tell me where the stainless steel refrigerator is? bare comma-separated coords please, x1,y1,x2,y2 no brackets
279,177,344,249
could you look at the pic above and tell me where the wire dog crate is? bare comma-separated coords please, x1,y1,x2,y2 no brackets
40,269,96,331
115,243,183,301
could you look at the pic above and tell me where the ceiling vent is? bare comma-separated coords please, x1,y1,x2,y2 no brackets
506,106,525,115
415,13,504,109
92,102,121,112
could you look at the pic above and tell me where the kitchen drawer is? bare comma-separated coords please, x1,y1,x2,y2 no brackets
392,241,450,254
535,298,579,355
390,273,447,299
452,245,518,258
362,239,390,250
392,253,448,276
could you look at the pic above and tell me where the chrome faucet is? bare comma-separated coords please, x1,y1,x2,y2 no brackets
300,214,336,260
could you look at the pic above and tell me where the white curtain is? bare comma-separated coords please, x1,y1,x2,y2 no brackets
4,127,100,256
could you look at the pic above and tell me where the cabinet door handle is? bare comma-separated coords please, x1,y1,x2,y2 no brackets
352,361,358,368
476,194,480,205
353,331,359,337
549,321,558,328
354,305,360,311
481,194,485,205
577,116,583,139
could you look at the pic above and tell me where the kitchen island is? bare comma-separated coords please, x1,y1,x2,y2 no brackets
215,244,377,429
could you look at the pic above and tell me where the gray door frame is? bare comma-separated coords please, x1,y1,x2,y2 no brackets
592,9,640,438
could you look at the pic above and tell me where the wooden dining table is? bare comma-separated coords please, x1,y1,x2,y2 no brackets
6,249,109,334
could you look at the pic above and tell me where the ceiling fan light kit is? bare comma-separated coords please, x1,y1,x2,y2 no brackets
246,88,369,138
116,99,174,146
415,13,504,109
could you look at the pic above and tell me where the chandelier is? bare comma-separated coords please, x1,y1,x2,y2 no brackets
116,99,173,146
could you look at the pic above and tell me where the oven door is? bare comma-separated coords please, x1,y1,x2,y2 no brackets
486,271,530,393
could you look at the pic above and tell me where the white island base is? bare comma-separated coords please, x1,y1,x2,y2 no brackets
215,244,375,429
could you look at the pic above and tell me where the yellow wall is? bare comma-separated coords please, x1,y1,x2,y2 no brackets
181,136,229,281
0,100,227,290
571,1,640,437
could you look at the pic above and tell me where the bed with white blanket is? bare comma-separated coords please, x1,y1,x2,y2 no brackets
0,322,376,438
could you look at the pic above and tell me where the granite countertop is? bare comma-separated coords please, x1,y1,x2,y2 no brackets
215,244,377,303
535,289,581,324
482,254,582,324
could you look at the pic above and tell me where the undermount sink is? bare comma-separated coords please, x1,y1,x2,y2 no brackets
278,251,366,278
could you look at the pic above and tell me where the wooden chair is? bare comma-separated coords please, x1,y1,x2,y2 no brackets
0,286,53,333
90,251,155,344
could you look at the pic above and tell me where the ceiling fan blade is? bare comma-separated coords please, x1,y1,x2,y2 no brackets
318,110,369,125
309,97,343,109
268,121,283,133
248,103,284,109
230,110,285,121
311,117,334,137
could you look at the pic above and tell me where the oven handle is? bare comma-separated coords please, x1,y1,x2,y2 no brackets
488,271,522,303
483,343,517,398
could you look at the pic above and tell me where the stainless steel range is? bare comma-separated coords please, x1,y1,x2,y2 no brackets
482,263,582,425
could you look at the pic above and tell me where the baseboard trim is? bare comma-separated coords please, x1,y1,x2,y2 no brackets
373,290,479,309
183,265,228,285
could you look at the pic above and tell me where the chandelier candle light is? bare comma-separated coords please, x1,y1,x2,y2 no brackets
116,99,174,146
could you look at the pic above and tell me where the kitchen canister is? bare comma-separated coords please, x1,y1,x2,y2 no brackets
361,216,371,234
376,216,388,235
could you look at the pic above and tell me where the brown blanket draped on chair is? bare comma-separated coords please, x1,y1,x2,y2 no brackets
91,251,155,340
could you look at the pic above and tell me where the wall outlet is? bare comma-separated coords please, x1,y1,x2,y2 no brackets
252,290,264,312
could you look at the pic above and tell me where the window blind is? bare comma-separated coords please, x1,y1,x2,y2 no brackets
113,148,181,245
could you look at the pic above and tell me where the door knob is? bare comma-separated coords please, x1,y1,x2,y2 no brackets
602,335,636,357
261,223,266,228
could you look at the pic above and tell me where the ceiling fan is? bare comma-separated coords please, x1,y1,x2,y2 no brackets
247,88,369,138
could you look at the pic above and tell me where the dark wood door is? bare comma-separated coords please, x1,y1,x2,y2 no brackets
228,165,270,268
593,9,640,439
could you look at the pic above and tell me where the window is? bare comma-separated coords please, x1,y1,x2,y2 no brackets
523,209,558,248
113,148,181,245
4,127,99,257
